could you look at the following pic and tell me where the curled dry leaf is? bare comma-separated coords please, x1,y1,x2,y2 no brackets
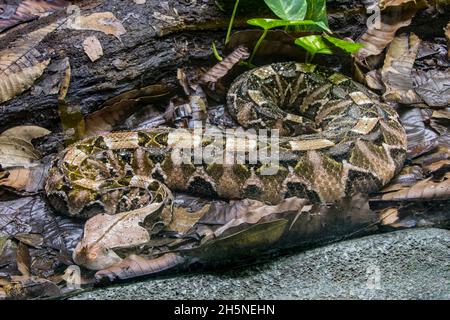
399,108,439,158
379,207,399,226
0,136,40,169
83,84,171,137
356,6,416,61
0,164,48,193
16,242,31,277
0,126,49,193
1,126,50,143
381,33,422,104
95,253,185,282
0,196,83,257
0,0,68,33
199,46,250,87
67,12,126,40
379,0,418,10
365,70,384,91
83,36,103,62
73,183,173,271
0,22,58,103
381,173,450,201
413,70,450,108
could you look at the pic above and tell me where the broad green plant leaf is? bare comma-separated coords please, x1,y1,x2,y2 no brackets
305,0,328,26
294,35,333,56
263,0,307,21
324,36,364,54
248,18,330,32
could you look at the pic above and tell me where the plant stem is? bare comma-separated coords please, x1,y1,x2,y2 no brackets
225,0,240,44
249,28,268,65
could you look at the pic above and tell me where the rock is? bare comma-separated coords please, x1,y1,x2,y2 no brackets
71,228,450,300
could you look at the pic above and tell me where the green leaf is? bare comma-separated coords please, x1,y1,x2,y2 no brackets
294,35,333,55
263,0,308,21
324,36,364,54
247,18,329,31
305,0,328,26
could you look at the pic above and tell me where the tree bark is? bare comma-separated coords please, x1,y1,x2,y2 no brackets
0,0,447,133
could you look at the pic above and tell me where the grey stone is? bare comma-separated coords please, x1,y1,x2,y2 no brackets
71,228,450,300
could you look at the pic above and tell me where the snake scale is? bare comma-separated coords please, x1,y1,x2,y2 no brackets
45,62,407,220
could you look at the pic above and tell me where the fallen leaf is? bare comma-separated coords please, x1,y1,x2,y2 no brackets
0,136,40,169
0,0,68,33
413,70,450,108
67,12,126,40
73,180,173,270
399,108,439,158
16,242,31,277
356,6,416,61
82,36,103,62
0,196,83,257
199,46,250,87
379,207,399,225
381,176,450,201
1,126,50,143
83,84,171,137
379,0,418,10
0,22,57,103
365,69,385,91
0,163,48,193
95,253,185,282
381,33,423,104
14,233,43,248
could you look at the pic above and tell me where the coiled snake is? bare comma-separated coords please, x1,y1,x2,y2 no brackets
45,62,407,223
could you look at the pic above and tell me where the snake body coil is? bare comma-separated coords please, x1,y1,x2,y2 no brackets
46,63,407,219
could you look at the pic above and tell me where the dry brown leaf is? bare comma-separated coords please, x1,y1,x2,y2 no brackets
379,0,418,10
67,12,126,39
168,204,210,234
14,233,43,248
95,253,185,282
83,84,171,137
381,33,422,104
0,59,50,104
365,70,385,91
413,70,450,108
83,36,103,62
379,207,399,225
57,57,71,101
0,0,68,33
0,136,40,169
0,164,48,193
73,184,172,270
1,126,50,143
16,242,31,277
356,8,415,61
381,177,450,201
0,22,58,103
423,159,450,176
199,46,250,86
